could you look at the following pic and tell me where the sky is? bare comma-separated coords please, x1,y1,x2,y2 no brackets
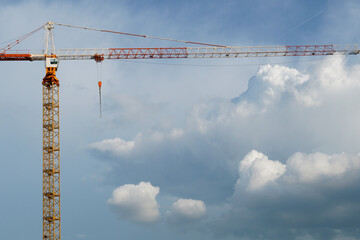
1,0,360,239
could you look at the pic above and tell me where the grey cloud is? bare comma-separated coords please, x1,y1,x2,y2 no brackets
91,56,360,239
92,128,239,203
166,198,207,221
92,56,360,195
211,150,360,240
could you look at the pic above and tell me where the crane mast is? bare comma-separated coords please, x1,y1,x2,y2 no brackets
0,22,360,240
42,22,61,240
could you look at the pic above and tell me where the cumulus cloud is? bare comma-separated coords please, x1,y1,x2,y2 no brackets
167,198,207,221
90,137,135,156
90,128,184,158
108,182,160,223
223,150,360,239
233,64,313,106
236,150,286,190
236,150,360,192
285,152,360,183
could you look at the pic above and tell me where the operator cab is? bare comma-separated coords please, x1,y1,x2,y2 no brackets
45,57,59,69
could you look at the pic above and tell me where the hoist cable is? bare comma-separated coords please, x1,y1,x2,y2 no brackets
96,62,103,118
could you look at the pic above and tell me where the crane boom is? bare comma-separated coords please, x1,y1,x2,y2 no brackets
1,44,359,62
57,44,360,60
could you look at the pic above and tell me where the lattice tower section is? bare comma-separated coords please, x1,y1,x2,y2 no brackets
42,67,61,240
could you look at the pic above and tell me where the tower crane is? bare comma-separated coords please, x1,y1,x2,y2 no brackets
1,21,360,240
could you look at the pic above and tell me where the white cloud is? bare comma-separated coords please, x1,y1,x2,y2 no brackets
108,182,160,223
285,152,360,183
90,137,135,156
90,128,184,157
257,64,310,105
194,56,360,133
233,63,315,108
169,198,207,220
237,150,286,190
236,150,360,191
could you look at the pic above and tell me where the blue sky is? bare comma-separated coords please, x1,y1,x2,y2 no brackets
1,0,360,239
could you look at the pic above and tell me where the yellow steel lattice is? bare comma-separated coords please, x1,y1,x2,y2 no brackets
42,67,61,240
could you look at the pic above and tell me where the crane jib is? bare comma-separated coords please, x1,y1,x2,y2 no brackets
1,45,360,61
107,47,188,59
